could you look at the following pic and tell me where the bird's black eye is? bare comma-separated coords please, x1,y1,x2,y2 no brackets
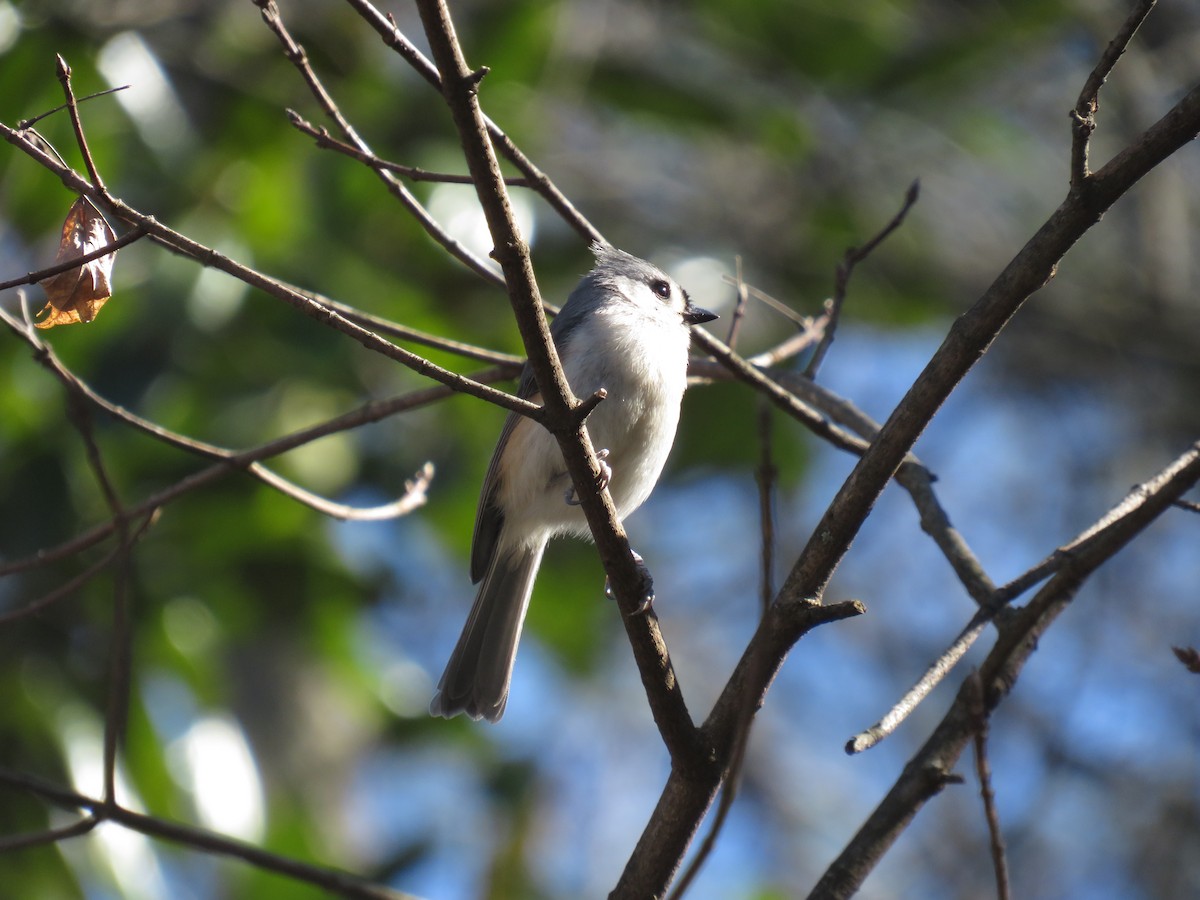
650,279,672,300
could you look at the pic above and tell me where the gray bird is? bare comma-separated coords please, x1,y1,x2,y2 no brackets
430,242,716,722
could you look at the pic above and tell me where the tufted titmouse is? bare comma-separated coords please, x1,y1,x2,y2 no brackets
429,242,717,722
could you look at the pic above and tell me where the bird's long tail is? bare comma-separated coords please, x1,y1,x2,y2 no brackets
429,540,546,722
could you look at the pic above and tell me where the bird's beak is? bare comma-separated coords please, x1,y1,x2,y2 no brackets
683,305,718,325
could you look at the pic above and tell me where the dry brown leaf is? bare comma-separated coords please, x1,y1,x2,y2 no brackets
36,196,117,329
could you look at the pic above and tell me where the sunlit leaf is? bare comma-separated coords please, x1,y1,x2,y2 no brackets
36,196,116,328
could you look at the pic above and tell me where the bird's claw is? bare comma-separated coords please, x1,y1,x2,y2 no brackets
604,550,655,615
595,448,612,492
564,448,612,506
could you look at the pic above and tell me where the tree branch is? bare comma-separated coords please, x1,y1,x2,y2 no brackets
968,672,1011,900
0,769,422,900
254,0,501,284
804,179,919,379
0,223,147,293
0,304,437,522
0,374,498,579
343,0,605,245
620,15,1200,893
613,599,865,899
778,76,1200,614
810,441,1200,899
288,110,534,187
0,122,538,419
1069,0,1157,191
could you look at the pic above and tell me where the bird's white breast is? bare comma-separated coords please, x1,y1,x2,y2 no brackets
497,298,691,542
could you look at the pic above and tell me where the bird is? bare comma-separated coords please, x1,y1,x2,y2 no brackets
429,242,716,722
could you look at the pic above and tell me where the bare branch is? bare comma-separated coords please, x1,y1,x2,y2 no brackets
288,111,533,186
811,441,1200,899
847,610,991,755
254,0,501,284
315,293,523,367
617,13,1200,890
779,77,1200,615
1070,0,1157,191
0,514,157,625
667,409,777,898
968,673,1011,900
724,256,750,350
804,179,919,379
755,403,776,617
17,84,129,131
0,123,539,419
0,222,147,293
48,333,134,807
692,330,872,456
0,372,506,579
614,598,865,899
343,0,604,245
0,817,99,854
55,55,105,190
0,769,422,900
1,305,437,521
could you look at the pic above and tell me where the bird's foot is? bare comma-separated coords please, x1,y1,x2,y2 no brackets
595,448,612,491
564,449,612,506
604,550,655,615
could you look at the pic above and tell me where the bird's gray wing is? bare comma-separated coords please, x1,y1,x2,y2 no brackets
471,382,532,583
470,298,590,583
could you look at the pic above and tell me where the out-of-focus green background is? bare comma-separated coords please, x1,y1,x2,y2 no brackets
2,1,1199,898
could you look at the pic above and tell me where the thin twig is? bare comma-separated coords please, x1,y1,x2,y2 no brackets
316,293,524,367
804,179,919,379
1070,0,1157,191
17,84,129,130
667,419,776,897
288,112,533,186
711,279,816,330
615,599,865,899
0,769,420,900
343,0,605,245
847,608,992,755
0,223,147,293
254,0,502,285
708,276,828,370
57,361,133,808
0,514,157,625
689,357,1000,613
725,256,750,350
756,402,776,618
812,441,1200,899
55,55,105,190
104,560,134,805
0,372,501,579
693,330,872,456
0,126,540,418
968,672,1011,900
0,304,438,521
0,816,99,853
666,691,755,900
846,446,1194,755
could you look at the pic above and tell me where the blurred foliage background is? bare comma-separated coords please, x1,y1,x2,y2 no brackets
1,1,1199,898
